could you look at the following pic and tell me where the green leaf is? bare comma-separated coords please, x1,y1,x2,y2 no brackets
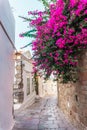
19,16,33,22
21,29,37,38
20,42,32,49
38,0,49,7
22,32,36,38
26,29,37,33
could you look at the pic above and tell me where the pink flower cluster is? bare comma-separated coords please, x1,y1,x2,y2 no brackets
20,0,87,82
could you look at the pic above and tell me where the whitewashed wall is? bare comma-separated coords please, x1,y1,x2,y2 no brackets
22,51,36,107
38,79,57,97
38,76,44,97
43,79,57,96
0,0,15,130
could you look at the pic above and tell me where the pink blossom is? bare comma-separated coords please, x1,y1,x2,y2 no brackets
19,33,24,38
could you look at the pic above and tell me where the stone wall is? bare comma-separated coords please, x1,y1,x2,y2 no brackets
78,50,87,129
58,50,87,130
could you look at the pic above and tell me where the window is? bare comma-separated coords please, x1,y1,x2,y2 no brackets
27,78,30,95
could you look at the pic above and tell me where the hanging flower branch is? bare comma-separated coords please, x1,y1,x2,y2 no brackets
20,0,87,83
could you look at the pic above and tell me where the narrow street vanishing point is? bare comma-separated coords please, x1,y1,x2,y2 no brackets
12,96,78,130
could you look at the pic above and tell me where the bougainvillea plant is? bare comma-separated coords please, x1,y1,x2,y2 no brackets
20,0,87,83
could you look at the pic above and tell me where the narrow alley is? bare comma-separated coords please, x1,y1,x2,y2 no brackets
1,0,87,130
12,96,78,130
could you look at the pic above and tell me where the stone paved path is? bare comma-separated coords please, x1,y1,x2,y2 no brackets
12,96,78,130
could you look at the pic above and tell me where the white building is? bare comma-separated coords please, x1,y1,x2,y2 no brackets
0,0,15,130
14,51,36,110
43,79,57,96
37,75,44,97
37,75,57,97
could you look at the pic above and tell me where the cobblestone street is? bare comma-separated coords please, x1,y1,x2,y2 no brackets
12,96,78,130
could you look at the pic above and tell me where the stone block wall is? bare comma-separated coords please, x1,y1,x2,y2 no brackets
78,50,87,128
58,50,87,130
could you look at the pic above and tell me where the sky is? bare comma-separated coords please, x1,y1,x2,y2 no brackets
8,0,44,53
